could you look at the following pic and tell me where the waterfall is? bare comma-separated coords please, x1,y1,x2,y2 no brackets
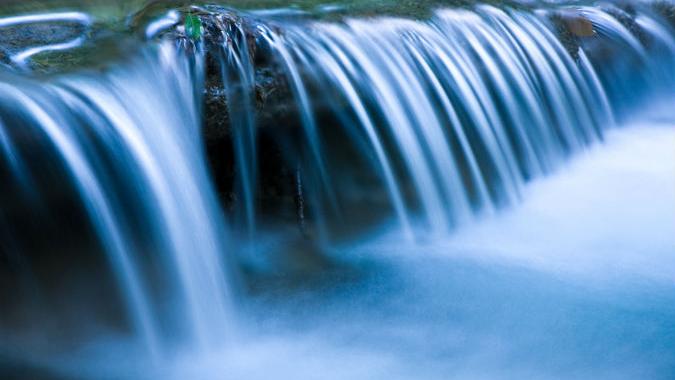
214,6,632,239
0,41,232,357
2,1,675,370
579,5,675,111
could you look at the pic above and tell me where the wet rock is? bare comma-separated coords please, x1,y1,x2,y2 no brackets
651,1,675,29
549,11,595,61
166,10,314,228
0,21,88,70
0,22,86,54
0,46,11,67
561,11,595,37
601,4,648,45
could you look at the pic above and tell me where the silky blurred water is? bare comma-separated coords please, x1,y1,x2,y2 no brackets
2,3,675,379
170,121,675,380
19,110,671,380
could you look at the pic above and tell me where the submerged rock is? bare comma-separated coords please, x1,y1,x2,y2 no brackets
0,12,93,71
0,23,85,52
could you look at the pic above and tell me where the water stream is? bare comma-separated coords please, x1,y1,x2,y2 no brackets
0,2,674,379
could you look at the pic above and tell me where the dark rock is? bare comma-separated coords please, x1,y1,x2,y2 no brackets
601,4,648,45
0,23,86,54
0,46,11,67
651,0,675,29
549,11,592,61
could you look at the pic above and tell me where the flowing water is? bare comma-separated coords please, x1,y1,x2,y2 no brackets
0,2,674,379
0,41,232,358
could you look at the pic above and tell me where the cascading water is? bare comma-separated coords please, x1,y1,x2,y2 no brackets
1,1,675,378
578,5,675,110
0,41,232,358
215,6,621,238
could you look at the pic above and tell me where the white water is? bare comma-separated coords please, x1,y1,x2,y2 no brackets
181,111,673,380
42,110,675,380
2,3,675,378
0,42,233,358
219,6,624,240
